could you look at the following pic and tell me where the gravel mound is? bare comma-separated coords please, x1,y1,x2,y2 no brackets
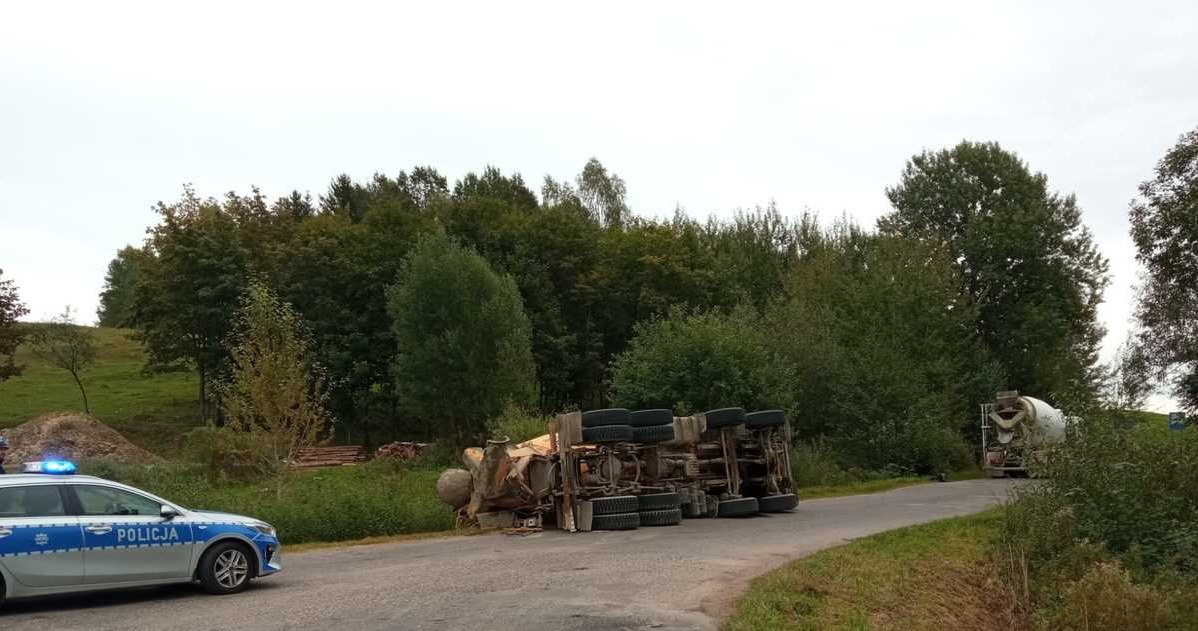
1,412,162,466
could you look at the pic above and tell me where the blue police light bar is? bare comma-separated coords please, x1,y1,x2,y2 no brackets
22,460,78,474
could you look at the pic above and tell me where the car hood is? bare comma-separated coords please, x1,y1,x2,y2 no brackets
188,510,263,526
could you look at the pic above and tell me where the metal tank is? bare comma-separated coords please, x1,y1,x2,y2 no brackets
982,390,1068,476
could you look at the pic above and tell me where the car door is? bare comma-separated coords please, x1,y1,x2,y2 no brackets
0,483,84,588
70,484,194,584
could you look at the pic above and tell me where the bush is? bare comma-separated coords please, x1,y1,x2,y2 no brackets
486,404,548,444
387,234,536,446
790,440,896,488
77,458,453,544
181,425,280,482
1042,562,1169,631
998,415,1198,629
609,305,792,415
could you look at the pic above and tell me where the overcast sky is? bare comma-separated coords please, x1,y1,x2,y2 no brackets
2,1,1194,411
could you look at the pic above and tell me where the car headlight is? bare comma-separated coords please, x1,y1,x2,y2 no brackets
251,522,277,537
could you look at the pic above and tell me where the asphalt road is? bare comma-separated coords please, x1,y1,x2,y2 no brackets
1,479,1023,630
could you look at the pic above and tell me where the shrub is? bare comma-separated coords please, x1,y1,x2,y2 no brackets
77,458,453,544
486,404,548,444
181,425,279,482
1041,562,1168,631
609,305,792,415
387,234,536,446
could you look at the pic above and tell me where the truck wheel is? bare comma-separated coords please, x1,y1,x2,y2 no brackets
704,408,746,428
198,541,254,595
717,497,759,517
582,424,634,443
591,512,639,530
591,495,639,515
638,508,682,526
632,424,675,444
758,493,798,513
745,410,785,429
582,408,632,427
637,492,681,511
629,409,673,427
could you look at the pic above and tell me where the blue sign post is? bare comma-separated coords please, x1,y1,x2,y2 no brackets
1169,412,1186,431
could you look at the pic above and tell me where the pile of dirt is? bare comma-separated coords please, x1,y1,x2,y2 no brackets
1,412,162,467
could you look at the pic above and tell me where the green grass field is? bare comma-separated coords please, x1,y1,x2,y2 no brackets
0,326,201,456
724,509,1010,631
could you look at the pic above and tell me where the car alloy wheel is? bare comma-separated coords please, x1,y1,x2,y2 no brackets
215,548,249,589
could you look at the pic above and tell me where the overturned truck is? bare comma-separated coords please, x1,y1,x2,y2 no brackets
436,407,798,531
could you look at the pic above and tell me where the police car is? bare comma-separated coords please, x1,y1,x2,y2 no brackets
0,460,281,602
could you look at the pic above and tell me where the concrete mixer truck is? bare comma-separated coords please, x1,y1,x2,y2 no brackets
981,390,1069,477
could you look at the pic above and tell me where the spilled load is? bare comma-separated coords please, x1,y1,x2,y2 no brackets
981,390,1069,477
436,407,797,531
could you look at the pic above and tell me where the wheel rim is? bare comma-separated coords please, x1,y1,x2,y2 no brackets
215,549,249,589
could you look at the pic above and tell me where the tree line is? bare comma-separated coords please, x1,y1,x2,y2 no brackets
77,137,1134,470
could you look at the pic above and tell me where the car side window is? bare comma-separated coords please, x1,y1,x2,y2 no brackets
0,485,67,518
74,485,162,517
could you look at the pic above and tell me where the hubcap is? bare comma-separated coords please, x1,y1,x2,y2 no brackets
214,549,249,589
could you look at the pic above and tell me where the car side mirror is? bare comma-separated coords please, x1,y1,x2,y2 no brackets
160,506,180,520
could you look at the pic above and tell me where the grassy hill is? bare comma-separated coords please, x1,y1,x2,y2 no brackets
0,326,202,456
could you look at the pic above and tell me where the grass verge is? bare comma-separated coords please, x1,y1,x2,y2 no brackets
83,458,455,545
724,509,1012,631
0,326,201,456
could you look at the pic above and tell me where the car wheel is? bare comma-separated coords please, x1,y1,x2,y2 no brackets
638,508,683,526
591,512,640,530
758,493,799,513
582,408,632,427
199,541,254,595
582,424,634,443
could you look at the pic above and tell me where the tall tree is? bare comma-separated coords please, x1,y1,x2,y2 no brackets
96,246,145,328
0,269,29,382
221,280,330,488
131,187,249,422
386,234,535,445
28,307,97,413
576,158,629,228
1130,127,1198,410
1104,334,1154,411
767,224,997,471
881,141,1109,403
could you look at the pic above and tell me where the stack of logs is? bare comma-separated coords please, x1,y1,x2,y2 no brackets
289,445,370,470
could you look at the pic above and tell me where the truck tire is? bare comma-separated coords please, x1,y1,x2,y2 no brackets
638,508,682,526
758,493,798,513
591,512,640,530
582,408,632,428
630,409,673,427
632,424,675,444
717,497,759,517
637,492,681,511
704,407,746,428
591,495,639,515
582,424,634,444
745,410,785,429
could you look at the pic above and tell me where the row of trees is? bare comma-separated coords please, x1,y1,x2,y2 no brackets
86,141,1119,468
